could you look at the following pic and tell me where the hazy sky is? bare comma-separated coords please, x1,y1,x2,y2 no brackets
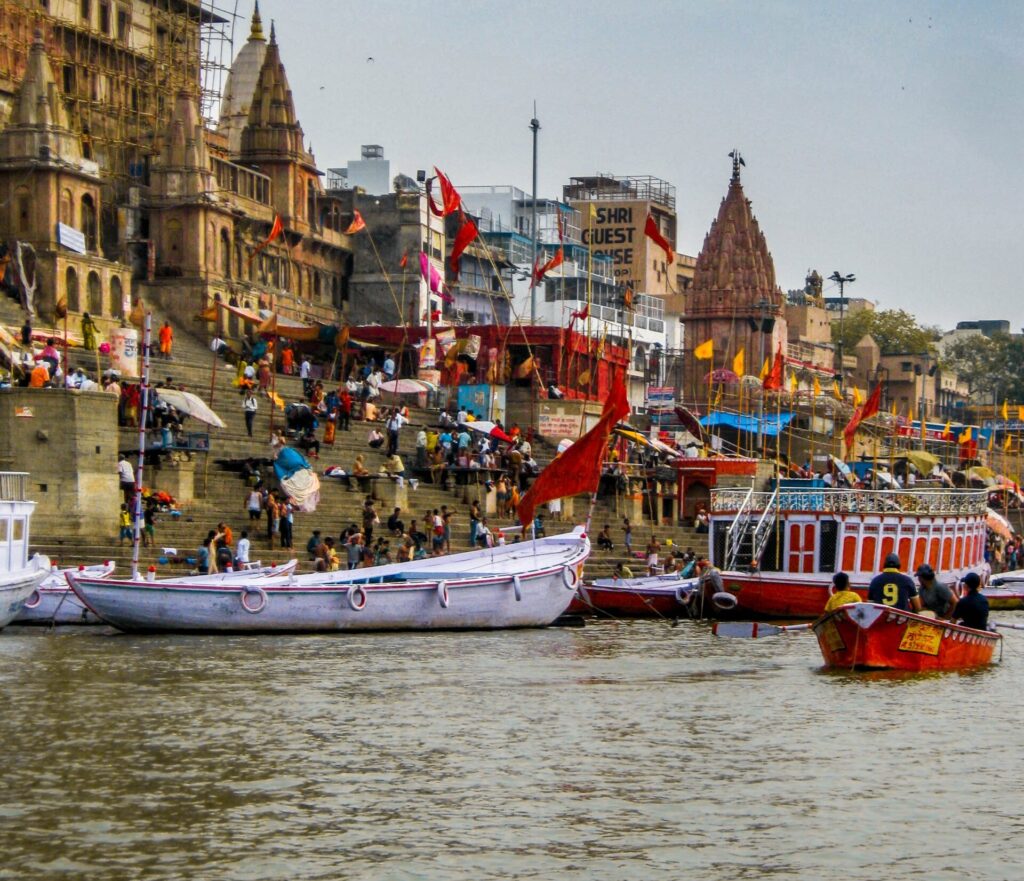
239,0,1022,330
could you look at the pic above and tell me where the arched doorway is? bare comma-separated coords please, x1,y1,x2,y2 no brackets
65,266,80,313
87,271,102,314
683,479,711,524
110,275,124,318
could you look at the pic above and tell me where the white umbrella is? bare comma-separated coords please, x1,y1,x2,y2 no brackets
557,438,574,454
380,378,438,395
155,389,226,428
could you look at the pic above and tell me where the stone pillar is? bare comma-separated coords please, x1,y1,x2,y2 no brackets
153,456,196,503
375,477,408,512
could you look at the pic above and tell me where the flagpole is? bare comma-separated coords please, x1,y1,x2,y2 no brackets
131,313,151,581
529,105,540,325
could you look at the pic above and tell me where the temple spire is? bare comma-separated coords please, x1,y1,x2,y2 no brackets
269,21,276,46
729,148,745,183
250,2,264,41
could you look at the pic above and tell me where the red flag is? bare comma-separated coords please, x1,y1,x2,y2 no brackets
449,218,479,276
517,377,630,528
570,304,589,322
399,251,408,269
248,214,284,265
644,213,674,264
428,167,461,217
762,346,784,391
843,382,883,450
531,247,564,285
344,210,366,235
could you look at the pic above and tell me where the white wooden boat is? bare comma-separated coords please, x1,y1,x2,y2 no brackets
14,560,298,625
0,472,50,629
67,528,590,633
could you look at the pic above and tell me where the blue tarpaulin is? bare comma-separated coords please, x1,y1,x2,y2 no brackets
698,412,795,436
274,446,311,482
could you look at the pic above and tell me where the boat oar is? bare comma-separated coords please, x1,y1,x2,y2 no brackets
712,621,813,639
992,621,1024,631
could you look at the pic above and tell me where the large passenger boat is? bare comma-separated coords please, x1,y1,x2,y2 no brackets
706,484,989,619
0,472,50,628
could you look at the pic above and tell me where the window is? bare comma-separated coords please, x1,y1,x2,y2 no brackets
99,1,110,33
901,361,912,372
65,267,79,313
80,0,91,21
62,65,75,96
87,271,102,314
81,194,97,250
15,187,30,234
110,275,123,318
116,6,129,41
60,188,73,225
166,218,182,259
220,229,231,277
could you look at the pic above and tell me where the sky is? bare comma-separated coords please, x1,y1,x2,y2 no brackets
229,0,1023,330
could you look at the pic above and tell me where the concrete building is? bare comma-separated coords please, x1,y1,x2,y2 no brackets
327,144,392,197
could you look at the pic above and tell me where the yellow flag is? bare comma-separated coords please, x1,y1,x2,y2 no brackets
732,348,745,377
759,358,770,381
908,404,915,422
959,426,972,443
1004,434,1013,452
832,380,842,400
890,400,897,417
813,376,822,397
694,339,713,360
1002,400,1009,421
853,387,863,407
714,386,723,406
789,372,798,393
589,203,597,220
943,419,951,435
1018,405,1024,422
988,431,995,451
576,369,591,387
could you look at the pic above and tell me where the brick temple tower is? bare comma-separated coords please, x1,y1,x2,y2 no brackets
683,152,786,399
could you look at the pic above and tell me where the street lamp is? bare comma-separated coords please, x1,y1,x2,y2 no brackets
829,271,856,386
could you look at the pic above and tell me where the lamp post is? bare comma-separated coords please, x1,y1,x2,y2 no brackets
829,271,856,386
529,107,540,325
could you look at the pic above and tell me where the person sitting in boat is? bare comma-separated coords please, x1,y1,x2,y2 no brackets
695,507,710,534
953,572,990,631
867,554,922,612
613,561,634,580
697,558,724,597
915,565,954,619
824,572,862,612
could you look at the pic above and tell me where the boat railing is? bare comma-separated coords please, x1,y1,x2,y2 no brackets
710,487,988,517
0,472,28,502
750,488,779,563
723,486,754,569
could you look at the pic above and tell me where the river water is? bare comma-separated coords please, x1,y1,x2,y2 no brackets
2,619,1022,881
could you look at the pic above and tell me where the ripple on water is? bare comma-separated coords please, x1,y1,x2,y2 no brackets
2,618,1024,880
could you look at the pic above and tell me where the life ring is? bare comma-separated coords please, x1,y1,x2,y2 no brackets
562,566,579,591
347,585,367,611
512,575,523,602
437,580,450,609
676,587,695,606
23,590,42,610
712,591,738,611
240,587,268,614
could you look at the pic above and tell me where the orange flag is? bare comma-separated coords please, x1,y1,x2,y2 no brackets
344,210,366,235
428,167,461,217
248,214,284,265
843,383,883,450
517,378,630,528
449,218,479,276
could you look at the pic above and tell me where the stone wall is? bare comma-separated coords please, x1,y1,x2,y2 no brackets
0,388,119,537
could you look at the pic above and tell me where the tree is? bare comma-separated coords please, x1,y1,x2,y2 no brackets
941,333,1024,403
831,309,940,356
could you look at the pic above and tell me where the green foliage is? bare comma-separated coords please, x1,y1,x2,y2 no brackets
831,309,940,356
941,334,1024,400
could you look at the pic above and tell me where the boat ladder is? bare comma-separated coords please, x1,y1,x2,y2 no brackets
724,487,778,571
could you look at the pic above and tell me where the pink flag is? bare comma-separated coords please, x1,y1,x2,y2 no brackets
418,252,452,302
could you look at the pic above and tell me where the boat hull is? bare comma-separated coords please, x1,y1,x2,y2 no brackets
571,575,697,618
0,556,50,629
68,532,589,633
812,603,1000,671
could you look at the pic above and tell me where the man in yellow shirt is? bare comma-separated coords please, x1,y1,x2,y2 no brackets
824,572,862,612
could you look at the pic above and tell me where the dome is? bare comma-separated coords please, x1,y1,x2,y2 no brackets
217,3,267,154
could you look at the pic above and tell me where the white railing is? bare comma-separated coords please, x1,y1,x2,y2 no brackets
711,487,988,517
724,486,754,570
0,473,28,502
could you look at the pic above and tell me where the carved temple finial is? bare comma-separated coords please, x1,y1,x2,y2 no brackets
728,149,745,183
250,2,264,41
269,20,276,46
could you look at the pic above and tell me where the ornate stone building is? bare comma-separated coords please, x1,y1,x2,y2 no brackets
683,154,786,399
0,30,130,327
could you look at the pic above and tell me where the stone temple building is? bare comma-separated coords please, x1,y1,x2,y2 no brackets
682,154,787,399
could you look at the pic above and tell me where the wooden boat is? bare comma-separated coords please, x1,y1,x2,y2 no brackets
812,602,1000,671
705,485,990,619
0,472,50,629
67,528,590,633
570,573,698,618
14,560,298,625
984,570,1024,610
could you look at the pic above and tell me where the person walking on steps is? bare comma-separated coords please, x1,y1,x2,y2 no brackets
158,321,173,360
242,389,258,437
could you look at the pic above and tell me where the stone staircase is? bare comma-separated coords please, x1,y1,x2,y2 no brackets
2,298,712,579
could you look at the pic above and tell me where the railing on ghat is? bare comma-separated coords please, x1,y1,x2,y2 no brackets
0,473,28,502
710,487,989,517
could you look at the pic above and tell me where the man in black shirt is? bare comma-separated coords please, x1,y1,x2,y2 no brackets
867,553,922,612
954,572,990,631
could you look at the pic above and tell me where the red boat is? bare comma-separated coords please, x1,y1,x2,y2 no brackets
570,575,698,618
706,485,991,619
812,602,1001,671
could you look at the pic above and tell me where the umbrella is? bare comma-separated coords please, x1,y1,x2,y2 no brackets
464,420,514,443
380,378,438,395
155,389,226,428
986,508,1013,540
614,425,654,448
905,450,939,475
703,368,740,384
963,466,996,486
557,438,574,454
673,406,707,442
829,455,853,479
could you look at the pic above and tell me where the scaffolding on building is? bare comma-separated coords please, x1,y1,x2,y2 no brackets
563,173,676,211
0,0,236,194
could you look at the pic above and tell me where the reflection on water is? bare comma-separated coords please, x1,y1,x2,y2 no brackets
2,619,1023,880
